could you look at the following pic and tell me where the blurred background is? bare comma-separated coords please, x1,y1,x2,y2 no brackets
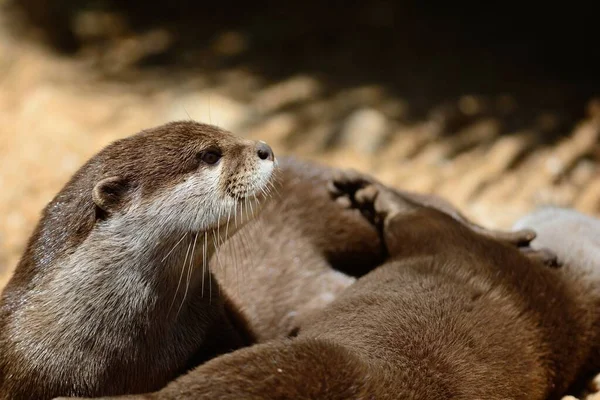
0,1,599,286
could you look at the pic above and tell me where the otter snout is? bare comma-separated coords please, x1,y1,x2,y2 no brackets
256,141,275,162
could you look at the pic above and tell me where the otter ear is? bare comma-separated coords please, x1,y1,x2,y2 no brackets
93,176,130,216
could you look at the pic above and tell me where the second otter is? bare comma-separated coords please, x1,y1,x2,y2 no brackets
212,158,543,341
95,174,599,400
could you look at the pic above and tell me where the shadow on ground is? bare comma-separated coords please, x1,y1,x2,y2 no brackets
11,0,600,138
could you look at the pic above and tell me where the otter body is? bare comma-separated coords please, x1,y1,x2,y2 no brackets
214,158,538,341
211,158,385,340
106,177,600,400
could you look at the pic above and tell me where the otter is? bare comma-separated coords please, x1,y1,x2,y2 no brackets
0,121,276,399
87,173,599,400
211,158,545,341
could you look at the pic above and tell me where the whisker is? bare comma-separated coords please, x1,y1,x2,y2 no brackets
209,205,223,304
235,221,254,292
237,198,254,281
161,232,188,263
234,199,239,227
222,206,233,286
270,178,280,195
271,179,281,198
201,231,208,297
183,106,192,121
216,203,221,249
211,230,219,258
259,185,270,199
233,205,242,298
168,238,192,316
248,195,255,217
177,231,198,317
212,232,224,304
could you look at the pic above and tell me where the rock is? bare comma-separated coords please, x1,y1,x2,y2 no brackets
245,113,297,145
589,373,600,393
166,91,251,132
254,76,321,114
339,107,390,154
588,98,600,119
458,95,486,116
333,86,384,110
211,31,247,56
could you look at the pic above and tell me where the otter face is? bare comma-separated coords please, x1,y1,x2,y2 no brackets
91,121,276,237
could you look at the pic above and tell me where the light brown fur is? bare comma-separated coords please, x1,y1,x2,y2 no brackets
213,159,542,341
0,121,540,399
91,173,599,400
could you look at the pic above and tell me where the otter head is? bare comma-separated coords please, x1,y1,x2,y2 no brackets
89,121,276,237
20,121,276,275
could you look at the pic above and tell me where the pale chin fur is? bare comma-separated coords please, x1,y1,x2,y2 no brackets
141,157,275,238
229,157,277,228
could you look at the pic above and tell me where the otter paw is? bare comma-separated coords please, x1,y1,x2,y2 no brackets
357,184,415,225
328,169,381,223
476,228,537,247
520,246,560,268
329,170,414,227
328,169,373,197
328,169,376,208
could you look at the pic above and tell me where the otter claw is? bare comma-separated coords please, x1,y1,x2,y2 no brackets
330,170,373,195
520,247,560,268
335,195,353,208
355,185,379,206
327,180,344,198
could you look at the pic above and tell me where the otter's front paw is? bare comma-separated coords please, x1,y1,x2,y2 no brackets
520,247,559,267
328,169,560,268
327,169,372,208
328,170,413,228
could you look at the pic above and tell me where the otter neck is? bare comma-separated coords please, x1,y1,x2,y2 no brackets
54,221,221,325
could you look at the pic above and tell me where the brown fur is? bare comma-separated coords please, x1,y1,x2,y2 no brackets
0,121,275,399
213,159,541,341
0,121,539,399
95,174,600,400
211,159,385,341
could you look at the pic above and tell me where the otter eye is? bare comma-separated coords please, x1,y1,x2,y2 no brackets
198,150,222,165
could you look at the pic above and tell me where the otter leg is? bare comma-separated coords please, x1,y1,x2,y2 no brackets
329,169,535,244
329,169,558,265
332,179,432,256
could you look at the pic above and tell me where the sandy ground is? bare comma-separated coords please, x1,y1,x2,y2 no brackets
0,9,599,399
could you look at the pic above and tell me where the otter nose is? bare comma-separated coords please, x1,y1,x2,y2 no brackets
256,141,274,161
